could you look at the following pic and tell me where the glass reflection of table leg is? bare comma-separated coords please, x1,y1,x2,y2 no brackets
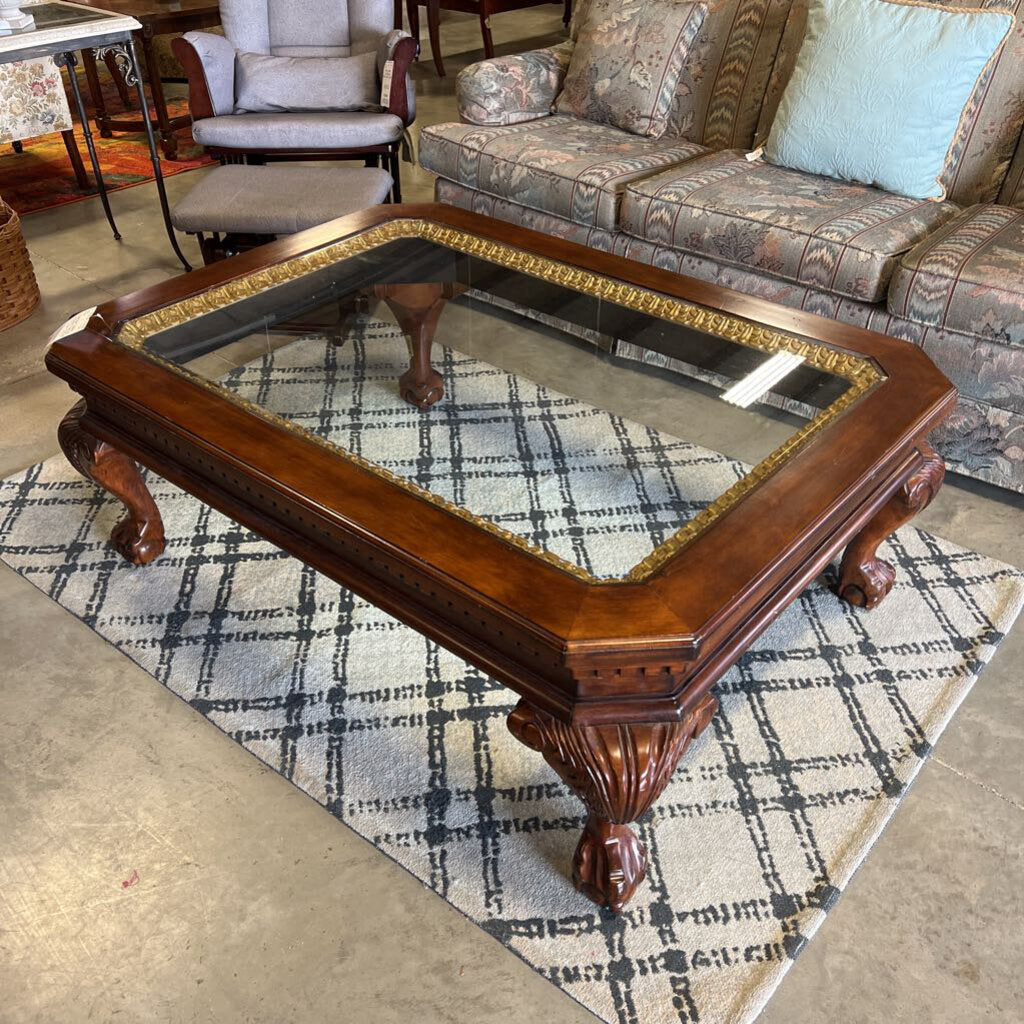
56,50,120,240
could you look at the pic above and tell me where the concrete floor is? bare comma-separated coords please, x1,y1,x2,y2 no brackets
2,9,1024,1023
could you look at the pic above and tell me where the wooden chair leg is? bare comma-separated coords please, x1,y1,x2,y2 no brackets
406,0,420,52
389,150,402,203
61,129,90,190
563,0,572,26
11,140,23,153
479,0,495,58
427,0,445,76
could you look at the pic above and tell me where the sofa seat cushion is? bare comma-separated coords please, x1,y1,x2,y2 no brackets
888,204,1024,347
621,152,961,302
419,114,707,230
191,111,404,150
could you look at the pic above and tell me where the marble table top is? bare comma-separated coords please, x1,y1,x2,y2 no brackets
0,1,139,59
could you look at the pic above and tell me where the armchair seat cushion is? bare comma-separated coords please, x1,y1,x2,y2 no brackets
621,152,961,302
888,204,1024,347
191,110,404,150
419,114,706,231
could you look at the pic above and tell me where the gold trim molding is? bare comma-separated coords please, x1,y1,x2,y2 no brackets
114,218,882,585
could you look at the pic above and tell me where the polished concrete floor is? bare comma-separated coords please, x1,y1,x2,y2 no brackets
2,9,1024,1023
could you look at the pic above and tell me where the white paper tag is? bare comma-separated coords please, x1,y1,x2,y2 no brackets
46,306,97,351
380,59,394,107
745,147,764,162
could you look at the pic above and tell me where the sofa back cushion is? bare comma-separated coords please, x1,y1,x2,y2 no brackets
756,0,1024,205
556,0,707,139
572,0,796,149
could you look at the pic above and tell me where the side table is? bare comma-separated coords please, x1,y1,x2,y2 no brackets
75,0,219,161
0,1,192,271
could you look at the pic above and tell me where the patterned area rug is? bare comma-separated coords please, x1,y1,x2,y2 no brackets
2,74,210,216
3,321,1023,1024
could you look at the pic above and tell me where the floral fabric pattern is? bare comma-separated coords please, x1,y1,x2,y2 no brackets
436,177,1024,494
889,205,1024,346
0,58,72,145
457,43,574,127
621,151,960,302
998,125,1024,207
419,115,707,230
555,0,707,139
757,0,1024,206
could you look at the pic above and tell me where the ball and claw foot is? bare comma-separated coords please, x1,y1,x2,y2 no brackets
573,815,648,913
58,400,166,566
508,692,719,912
837,442,944,609
399,366,444,409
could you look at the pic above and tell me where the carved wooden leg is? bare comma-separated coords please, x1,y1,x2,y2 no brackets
508,692,718,912
373,282,466,409
838,441,944,609
58,401,165,566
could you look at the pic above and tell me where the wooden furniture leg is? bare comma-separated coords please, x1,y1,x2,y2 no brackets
563,0,572,26
58,400,166,566
837,441,944,609
80,49,112,138
406,0,420,52
478,0,495,59
372,282,466,408
427,0,444,76
11,139,23,153
61,129,90,190
140,27,178,161
508,693,718,912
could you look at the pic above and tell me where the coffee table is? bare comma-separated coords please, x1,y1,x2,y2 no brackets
45,204,956,912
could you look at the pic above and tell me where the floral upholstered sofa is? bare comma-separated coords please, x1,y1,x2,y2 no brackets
419,0,1024,494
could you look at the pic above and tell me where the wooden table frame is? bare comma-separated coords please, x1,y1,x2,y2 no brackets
45,203,956,912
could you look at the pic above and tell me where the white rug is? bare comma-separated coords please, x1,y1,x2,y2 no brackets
2,322,1022,1024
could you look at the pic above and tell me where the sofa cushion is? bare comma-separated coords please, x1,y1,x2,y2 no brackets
888,204,1024,347
555,0,706,139
419,115,707,230
621,152,960,302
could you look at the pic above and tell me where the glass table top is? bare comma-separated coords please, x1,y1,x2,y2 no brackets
115,220,882,582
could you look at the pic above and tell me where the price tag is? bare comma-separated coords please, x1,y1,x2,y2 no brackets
380,59,395,106
46,307,96,350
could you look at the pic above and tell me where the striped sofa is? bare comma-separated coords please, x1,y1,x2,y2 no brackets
420,0,1024,495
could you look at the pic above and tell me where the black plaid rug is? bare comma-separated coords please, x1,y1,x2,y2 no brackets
3,322,1023,1024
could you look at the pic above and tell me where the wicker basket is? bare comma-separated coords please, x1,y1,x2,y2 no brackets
0,199,40,331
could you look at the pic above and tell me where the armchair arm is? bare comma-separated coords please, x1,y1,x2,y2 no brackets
456,42,573,127
172,31,236,119
377,29,418,127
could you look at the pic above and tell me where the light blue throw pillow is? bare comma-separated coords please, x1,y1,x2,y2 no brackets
763,0,1014,200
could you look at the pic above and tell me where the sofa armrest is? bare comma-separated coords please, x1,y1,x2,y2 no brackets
172,31,236,119
377,29,418,126
456,42,573,126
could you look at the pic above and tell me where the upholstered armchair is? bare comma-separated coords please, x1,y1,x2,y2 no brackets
172,0,417,199
1,57,87,191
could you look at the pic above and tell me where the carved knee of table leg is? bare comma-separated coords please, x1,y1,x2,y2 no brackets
58,400,166,566
838,442,944,609
508,693,717,912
